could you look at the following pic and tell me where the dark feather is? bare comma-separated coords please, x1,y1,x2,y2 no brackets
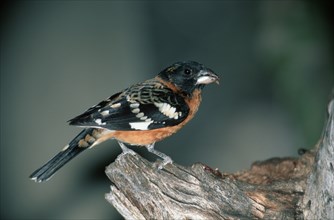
68,80,189,131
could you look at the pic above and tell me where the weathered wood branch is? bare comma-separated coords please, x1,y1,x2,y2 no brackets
298,97,334,219
105,97,333,219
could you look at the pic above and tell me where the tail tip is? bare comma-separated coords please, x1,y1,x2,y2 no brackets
29,175,42,183
29,173,51,183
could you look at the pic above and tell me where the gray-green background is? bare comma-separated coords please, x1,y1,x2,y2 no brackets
1,1,333,219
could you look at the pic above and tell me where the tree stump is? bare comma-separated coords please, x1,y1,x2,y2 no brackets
105,97,334,219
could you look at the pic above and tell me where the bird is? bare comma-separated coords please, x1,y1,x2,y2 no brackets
30,61,220,182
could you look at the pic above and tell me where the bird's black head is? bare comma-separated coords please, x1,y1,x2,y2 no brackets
158,61,219,96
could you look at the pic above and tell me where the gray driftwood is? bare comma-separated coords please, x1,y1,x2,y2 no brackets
105,97,333,219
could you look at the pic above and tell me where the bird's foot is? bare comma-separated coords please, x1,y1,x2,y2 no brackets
157,156,173,170
117,141,136,156
146,143,173,169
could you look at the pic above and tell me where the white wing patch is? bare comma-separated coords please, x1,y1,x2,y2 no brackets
100,110,109,116
131,108,140,114
128,101,156,127
95,119,102,124
95,118,106,125
136,112,144,118
130,103,140,108
154,102,180,119
140,116,148,120
129,121,153,130
61,144,70,151
110,103,121,108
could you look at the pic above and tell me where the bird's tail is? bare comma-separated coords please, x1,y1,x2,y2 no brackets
30,128,102,182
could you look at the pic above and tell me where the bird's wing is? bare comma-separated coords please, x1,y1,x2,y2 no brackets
68,81,189,131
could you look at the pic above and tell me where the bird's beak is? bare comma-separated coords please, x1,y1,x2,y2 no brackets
196,70,220,85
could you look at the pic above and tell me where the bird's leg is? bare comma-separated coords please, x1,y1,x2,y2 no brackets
146,143,173,169
117,141,136,155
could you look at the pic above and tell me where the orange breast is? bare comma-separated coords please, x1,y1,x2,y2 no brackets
104,89,202,146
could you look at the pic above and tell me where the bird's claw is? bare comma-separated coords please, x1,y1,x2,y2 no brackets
155,156,173,170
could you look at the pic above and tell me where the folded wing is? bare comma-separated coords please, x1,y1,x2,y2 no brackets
68,82,189,131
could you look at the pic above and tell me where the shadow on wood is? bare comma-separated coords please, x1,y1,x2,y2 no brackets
105,98,333,219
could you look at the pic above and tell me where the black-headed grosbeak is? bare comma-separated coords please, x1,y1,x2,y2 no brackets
30,61,219,182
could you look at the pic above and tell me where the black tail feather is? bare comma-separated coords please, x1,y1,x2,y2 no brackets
30,129,94,182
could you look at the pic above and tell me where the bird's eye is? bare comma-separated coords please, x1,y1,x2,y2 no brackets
184,68,191,75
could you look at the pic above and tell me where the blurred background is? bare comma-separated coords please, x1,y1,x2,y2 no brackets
1,1,333,219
